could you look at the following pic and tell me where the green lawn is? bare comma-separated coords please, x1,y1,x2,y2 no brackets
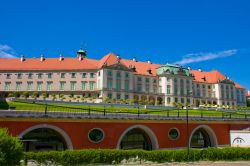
0,101,249,119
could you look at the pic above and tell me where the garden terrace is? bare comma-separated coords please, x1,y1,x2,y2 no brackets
0,101,249,121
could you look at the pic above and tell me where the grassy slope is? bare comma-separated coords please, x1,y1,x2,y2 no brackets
0,101,249,118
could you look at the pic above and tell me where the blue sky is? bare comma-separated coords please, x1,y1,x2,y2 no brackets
0,0,249,89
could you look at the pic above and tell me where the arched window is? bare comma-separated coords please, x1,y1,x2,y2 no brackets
21,128,67,152
190,128,211,148
120,128,152,150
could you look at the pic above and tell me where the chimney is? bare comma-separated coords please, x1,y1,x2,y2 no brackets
59,54,64,61
40,54,45,62
78,55,83,61
132,57,137,62
116,55,120,59
20,55,25,62
198,68,202,72
187,66,191,70
147,60,151,64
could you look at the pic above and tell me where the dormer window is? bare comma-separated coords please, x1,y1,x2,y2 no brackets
147,68,152,74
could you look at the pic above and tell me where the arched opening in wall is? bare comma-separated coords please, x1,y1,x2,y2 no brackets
21,128,68,152
120,128,152,150
190,126,217,148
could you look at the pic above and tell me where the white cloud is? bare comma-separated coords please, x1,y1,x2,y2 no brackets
0,44,17,58
174,49,237,66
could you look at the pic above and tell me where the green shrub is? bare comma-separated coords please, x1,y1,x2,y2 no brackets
0,128,23,166
23,147,250,165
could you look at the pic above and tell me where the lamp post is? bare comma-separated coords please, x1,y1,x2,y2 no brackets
186,90,192,161
186,107,189,161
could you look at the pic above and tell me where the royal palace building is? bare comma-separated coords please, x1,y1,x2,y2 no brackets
0,49,247,107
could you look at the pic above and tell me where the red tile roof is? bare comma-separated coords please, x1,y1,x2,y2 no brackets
0,53,246,88
191,70,226,83
235,83,245,89
0,58,99,71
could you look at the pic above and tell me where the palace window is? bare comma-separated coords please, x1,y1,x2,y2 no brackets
38,73,42,79
180,79,184,95
59,82,65,91
108,70,112,76
17,73,22,79
48,73,52,79
47,82,53,91
125,72,129,78
70,82,76,91
108,93,112,99
167,97,171,104
37,82,43,91
107,78,112,90
82,73,87,78
6,73,11,79
4,82,11,91
125,80,129,91
90,73,95,78
125,94,129,100
153,79,157,83
82,81,87,90
16,82,22,91
71,73,76,78
167,85,171,94
117,93,121,99
90,82,95,90
137,85,142,92
153,86,157,94
146,78,150,83
27,82,33,91
116,79,121,91
116,72,121,78
137,77,142,81
146,85,150,93
28,73,33,79
60,73,65,78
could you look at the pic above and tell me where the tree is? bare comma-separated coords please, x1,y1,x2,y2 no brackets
247,99,250,107
32,92,39,100
59,93,65,101
13,92,21,98
0,128,23,166
112,98,117,104
172,102,177,107
51,94,56,101
104,97,110,103
22,91,30,99
42,92,47,100
7,92,13,98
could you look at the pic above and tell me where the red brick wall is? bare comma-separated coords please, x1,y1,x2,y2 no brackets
0,119,238,149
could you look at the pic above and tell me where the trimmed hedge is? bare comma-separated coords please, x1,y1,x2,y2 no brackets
23,147,250,165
